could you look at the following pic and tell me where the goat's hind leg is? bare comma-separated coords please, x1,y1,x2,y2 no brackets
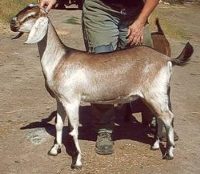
48,101,66,156
161,112,175,160
153,110,175,160
144,94,175,160
151,118,163,150
151,114,175,160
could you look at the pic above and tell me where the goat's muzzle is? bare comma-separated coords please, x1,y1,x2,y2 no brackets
10,17,20,32
10,17,24,39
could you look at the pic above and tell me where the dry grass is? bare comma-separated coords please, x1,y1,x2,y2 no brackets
0,0,37,24
0,1,188,40
149,5,188,40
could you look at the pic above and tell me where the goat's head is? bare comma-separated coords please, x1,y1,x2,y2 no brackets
10,4,49,44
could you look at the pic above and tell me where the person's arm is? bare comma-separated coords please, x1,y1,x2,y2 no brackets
127,0,159,46
39,0,57,12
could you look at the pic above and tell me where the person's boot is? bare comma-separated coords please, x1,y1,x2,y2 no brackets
95,132,114,155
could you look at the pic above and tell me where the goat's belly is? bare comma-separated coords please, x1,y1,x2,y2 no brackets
81,94,140,105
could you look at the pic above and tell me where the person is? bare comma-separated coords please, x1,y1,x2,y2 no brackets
82,0,161,156
39,0,160,155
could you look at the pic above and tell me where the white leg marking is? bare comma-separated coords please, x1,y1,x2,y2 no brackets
168,146,174,158
166,120,175,158
49,101,66,156
152,139,160,150
162,111,175,159
152,118,163,150
55,112,64,146
49,144,61,155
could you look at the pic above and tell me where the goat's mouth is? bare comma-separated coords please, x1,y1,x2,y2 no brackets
10,18,24,39
10,25,24,40
12,32,24,40
10,24,19,32
10,18,20,32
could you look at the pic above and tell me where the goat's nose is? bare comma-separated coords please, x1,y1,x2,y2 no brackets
10,17,19,32
10,17,17,25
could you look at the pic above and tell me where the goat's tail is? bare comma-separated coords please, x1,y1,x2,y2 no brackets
171,42,194,66
155,18,164,34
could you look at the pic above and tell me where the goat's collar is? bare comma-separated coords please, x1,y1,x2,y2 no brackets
40,7,48,15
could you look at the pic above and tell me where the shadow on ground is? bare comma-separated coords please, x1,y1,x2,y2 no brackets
20,104,156,164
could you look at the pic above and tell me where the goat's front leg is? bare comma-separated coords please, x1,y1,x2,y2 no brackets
48,101,66,156
62,100,82,169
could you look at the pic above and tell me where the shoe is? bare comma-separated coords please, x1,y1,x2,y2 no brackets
95,132,114,155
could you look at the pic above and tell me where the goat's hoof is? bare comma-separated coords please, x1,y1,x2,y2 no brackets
151,142,160,150
150,146,159,151
71,164,82,170
163,153,174,160
48,148,61,156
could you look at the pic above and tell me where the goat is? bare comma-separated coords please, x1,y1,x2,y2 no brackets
10,4,193,169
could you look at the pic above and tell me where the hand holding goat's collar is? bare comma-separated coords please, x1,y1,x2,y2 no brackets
28,3,49,16
40,7,49,16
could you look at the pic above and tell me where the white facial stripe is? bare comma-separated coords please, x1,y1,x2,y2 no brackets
28,4,37,7
20,19,35,33
21,11,37,23
12,17,17,21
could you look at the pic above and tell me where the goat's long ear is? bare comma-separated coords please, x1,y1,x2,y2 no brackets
25,17,48,44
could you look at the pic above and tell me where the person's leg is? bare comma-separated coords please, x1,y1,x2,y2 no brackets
118,19,156,127
89,42,116,155
82,0,120,52
82,0,120,155
117,13,178,141
115,8,153,124
91,103,115,155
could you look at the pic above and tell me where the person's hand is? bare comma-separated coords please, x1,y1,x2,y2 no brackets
127,20,145,46
39,0,57,12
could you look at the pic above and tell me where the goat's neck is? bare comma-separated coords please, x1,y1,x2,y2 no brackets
38,21,66,82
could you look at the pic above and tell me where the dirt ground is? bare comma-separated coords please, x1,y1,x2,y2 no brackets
0,3,200,174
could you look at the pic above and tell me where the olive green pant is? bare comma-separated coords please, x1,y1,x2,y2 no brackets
82,0,153,133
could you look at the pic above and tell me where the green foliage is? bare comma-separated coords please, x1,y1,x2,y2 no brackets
150,8,189,40
164,0,184,4
64,16,81,25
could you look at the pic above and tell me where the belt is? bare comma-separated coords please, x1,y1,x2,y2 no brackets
101,0,144,12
